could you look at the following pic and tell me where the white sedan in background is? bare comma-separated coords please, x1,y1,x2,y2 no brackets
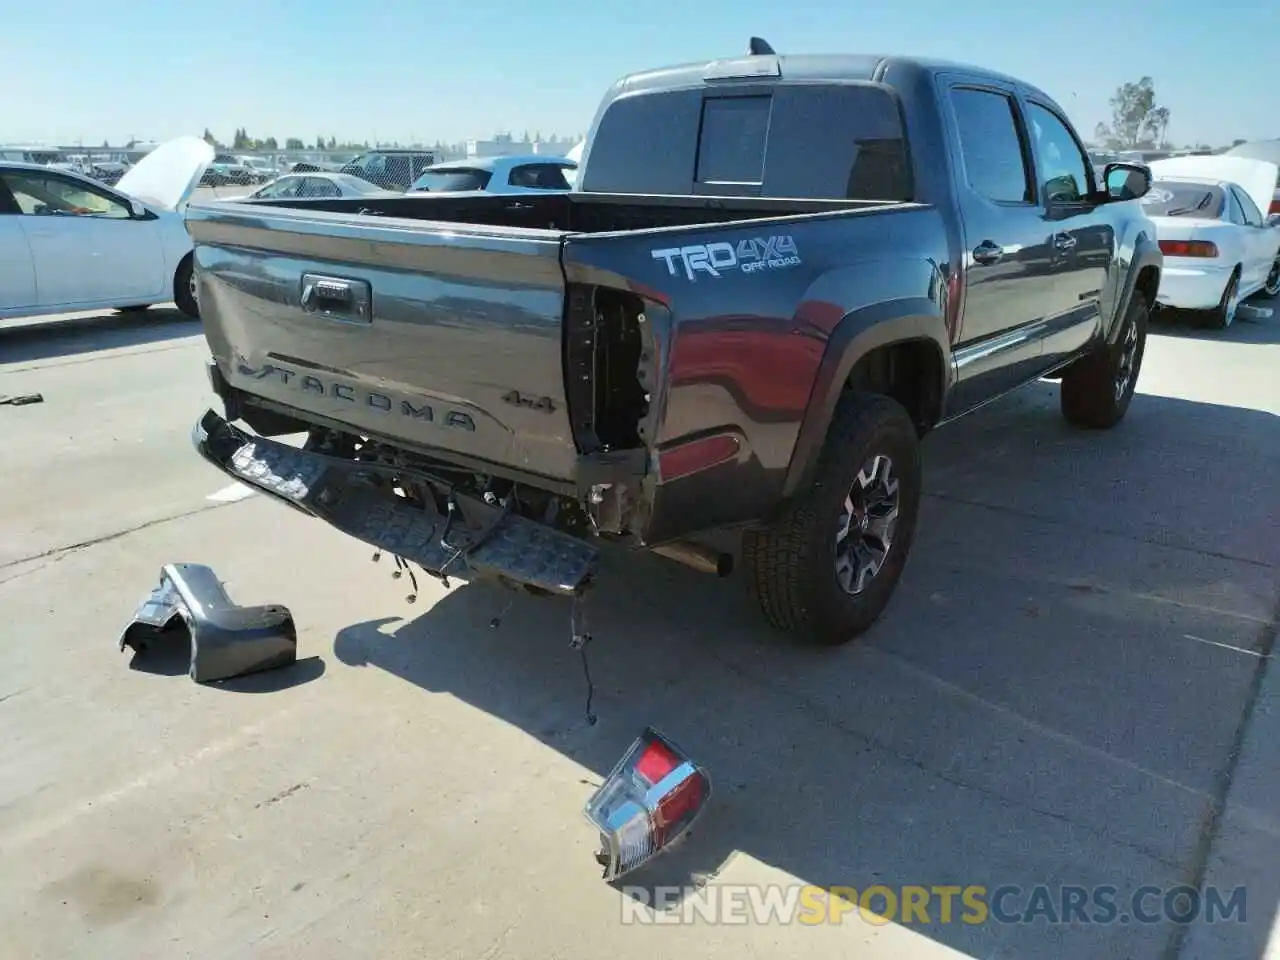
228,172,400,201
0,136,213,322
1144,155,1280,328
407,155,577,195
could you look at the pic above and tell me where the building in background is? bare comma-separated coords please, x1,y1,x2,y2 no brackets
463,137,577,159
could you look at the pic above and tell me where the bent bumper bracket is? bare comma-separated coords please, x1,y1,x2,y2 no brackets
119,563,298,683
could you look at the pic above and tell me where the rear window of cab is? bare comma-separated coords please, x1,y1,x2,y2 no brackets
582,83,913,201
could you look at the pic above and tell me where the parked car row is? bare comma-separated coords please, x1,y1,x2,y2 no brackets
226,149,581,200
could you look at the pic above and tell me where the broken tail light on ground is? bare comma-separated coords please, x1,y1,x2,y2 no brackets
584,727,711,881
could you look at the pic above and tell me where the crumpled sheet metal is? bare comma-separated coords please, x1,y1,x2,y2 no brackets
119,563,297,683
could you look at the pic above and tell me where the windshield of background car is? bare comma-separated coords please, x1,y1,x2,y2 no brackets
1141,181,1225,218
581,83,913,200
412,168,492,191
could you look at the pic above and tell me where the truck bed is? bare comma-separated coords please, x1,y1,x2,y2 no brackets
214,190,884,234
185,191,923,495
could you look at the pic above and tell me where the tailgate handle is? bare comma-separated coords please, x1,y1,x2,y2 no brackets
300,274,371,323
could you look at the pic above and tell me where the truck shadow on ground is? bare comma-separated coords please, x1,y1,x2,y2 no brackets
333,383,1279,959
0,308,198,364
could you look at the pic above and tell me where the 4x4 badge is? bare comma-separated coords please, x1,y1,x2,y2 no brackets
502,390,557,413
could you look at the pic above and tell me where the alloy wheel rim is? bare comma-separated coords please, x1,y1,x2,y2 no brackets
835,454,900,596
1114,317,1140,401
1266,261,1280,297
1223,279,1239,328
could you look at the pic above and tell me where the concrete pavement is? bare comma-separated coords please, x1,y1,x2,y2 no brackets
0,306,1277,959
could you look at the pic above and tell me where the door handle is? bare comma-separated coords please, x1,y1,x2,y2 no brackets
972,240,1003,265
299,273,372,324
1053,233,1078,252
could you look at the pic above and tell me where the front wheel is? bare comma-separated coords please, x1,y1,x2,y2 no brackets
1060,293,1148,429
1262,259,1280,299
174,255,199,319
742,393,922,645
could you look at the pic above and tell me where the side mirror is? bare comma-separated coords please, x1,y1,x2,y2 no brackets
129,198,147,218
1267,213,1280,228
1103,162,1152,202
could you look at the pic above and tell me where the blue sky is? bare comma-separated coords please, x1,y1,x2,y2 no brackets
2,0,1275,147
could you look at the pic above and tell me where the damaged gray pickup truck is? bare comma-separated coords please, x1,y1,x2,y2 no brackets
186,40,1162,645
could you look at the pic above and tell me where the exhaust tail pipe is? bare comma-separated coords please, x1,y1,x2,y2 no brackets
651,541,733,577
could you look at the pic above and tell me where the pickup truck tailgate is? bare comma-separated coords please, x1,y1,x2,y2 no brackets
186,203,578,481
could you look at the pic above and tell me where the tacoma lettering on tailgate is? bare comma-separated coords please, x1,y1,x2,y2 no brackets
236,361,477,431
651,235,801,281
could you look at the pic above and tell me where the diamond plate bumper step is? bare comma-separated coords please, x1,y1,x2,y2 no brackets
192,409,599,597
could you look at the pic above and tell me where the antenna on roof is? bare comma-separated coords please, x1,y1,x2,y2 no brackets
748,37,775,56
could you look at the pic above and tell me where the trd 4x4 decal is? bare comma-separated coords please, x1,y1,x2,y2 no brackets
651,235,801,281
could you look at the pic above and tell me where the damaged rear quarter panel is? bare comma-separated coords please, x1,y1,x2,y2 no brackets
562,204,950,543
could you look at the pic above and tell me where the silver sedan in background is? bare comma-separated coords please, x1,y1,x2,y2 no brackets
229,172,401,201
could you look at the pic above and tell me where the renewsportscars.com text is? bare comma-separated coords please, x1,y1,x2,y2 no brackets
619,884,1247,926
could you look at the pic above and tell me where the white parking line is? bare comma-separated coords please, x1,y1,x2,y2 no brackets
206,482,256,503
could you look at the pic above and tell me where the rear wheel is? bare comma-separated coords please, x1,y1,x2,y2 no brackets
174,255,199,319
1203,268,1241,329
1060,292,1147,429
742,392,922,645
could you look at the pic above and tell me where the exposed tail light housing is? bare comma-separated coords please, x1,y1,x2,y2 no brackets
584,727,711,881
1159,239,1219,258
1270,199,1280,216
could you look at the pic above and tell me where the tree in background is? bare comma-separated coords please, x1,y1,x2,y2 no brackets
1094,77,1170,150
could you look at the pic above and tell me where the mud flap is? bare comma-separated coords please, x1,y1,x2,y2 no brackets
119,563,298,683
191,409,599,596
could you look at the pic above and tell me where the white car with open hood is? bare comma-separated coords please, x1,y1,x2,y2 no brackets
1143,155,1280,328
0,136,213,322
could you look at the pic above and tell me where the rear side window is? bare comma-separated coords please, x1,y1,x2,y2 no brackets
1231,185,1264,226
696,96,771,184
299,177,341,198
949,88,1032,204
509,164,573,190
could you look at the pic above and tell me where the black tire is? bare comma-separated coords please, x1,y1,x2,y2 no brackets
1262,259,1280,299
742,392,922,645
174,255,199,319
1203,268,1241,330
1060,293,1148,429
